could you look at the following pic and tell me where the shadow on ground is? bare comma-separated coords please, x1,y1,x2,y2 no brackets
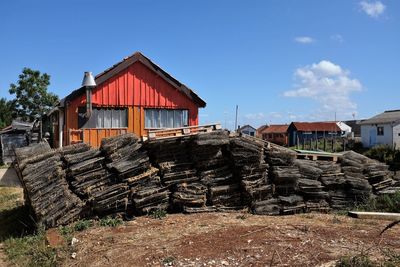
0,205,35,241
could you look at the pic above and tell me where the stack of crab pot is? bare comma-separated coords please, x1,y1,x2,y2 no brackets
101,133,168,215
15,143,85,228
188,131,235,212
230,135,273,213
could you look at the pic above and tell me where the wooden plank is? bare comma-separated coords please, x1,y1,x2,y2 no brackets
128,106,134,133
348,211,400,221
147,124,222,140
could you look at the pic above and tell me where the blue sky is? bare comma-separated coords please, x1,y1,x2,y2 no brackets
0,0,399,129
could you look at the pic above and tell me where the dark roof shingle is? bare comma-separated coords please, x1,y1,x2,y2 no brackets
358,110,400,125
263,124,289,133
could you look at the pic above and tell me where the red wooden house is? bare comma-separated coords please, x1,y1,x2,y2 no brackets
260,124,289,146
49,52,206,148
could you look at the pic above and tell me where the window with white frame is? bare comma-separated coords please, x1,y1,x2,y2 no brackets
78,107,128,128
145,109,189,129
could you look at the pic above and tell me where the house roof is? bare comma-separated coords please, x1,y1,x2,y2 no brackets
344,120,361,136
60,51,206,108
291,122,341,132
263,124,289,134
256,124,269,134
0,120,33,134
238,125,256,132
358,110,400,125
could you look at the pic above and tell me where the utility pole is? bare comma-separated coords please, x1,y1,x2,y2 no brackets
234,105,238,132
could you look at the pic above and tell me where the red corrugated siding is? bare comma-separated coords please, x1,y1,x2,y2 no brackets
88,61,198,124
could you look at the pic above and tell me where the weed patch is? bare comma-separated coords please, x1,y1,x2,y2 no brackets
336,253,375,267
73,219,93,232
99,216,123,227
149,209,167,220
336,249,400,267
3,231,57,267
356,191,400,213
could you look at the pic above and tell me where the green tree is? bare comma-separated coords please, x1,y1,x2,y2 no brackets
9,68,59,122
0,98,14,128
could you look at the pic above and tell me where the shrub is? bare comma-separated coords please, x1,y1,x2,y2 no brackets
73,219,94,232
357,191,400,213
364,145,394,163
99,217,123,227
364,145,400,171
149,209,167,220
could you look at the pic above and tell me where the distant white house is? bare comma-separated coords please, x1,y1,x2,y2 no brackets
336,121,352,137
237,125,256,137
359,110,400,149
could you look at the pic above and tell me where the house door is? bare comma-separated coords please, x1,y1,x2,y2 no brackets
369,128,376,147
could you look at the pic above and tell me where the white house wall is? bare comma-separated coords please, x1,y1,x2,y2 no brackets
361,124,393,148
393,124,400,150
240,126,256,136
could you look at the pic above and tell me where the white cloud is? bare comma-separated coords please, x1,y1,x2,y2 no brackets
244,112,266,121
359,1,386,18
283,60,362,118
331,34,344,43
294,36,315,44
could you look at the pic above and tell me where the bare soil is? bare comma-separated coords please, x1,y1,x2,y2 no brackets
0,244,8,267
62,212,400,267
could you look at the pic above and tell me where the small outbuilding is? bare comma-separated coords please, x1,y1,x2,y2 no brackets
256,124,269,138
260,124,289,146
237,125,256,137
0,120,34,164
49,51,206,148
288,122,342,147
358,110,400,149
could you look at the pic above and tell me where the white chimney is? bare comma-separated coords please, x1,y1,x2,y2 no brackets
82,71,96,87
82,72,96,118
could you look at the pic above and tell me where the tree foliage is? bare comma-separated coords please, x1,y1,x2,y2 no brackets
0,98,14,129
9,68,59,122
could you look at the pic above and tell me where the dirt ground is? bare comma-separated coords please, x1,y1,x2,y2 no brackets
61,212,400,267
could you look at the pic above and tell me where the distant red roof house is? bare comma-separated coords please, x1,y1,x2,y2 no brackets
261,124,289,146
256,124,269,138
290,122,341,132
288,122,342,146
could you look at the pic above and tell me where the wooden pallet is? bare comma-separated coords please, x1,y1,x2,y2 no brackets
146,124,222,140
294,150,341,162
296,153,339,162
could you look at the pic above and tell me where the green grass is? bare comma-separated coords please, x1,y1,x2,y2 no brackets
0,187,34,241
336,254,376,267
336,250,400,267
0,187,23,211
3,230,57,267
